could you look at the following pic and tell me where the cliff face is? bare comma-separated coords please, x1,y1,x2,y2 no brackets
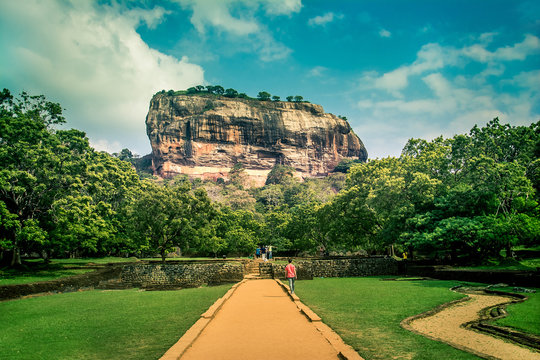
146,94,367,185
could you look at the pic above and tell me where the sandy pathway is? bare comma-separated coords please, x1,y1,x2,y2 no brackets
407,292,540,360
179,279,340,360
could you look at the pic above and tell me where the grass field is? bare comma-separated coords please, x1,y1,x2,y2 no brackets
0,285,231,360
492,287,540,336
295,277,481,360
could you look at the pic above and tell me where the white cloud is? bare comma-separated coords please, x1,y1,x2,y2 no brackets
0,0,204,155
308,66,328,77
379,29,391,38
177,0,259,35
353,35,540,158
308,12,344,27
263,0,302,15
176,0,300,61
360,35,540,96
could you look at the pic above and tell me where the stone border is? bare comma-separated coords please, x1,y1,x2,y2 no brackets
0,264,124,301
400,288,540,358
274,279,364,360
464,289,540,351
159,279,247,360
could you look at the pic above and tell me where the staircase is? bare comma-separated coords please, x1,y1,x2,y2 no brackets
244,260,262,279
244,260,274,279
96,278,130,290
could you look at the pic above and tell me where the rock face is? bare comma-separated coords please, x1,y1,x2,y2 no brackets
146,94,367,186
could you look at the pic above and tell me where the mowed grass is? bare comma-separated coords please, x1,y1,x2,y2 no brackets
493,287,540,336
0,285,231,360
296,277,481,360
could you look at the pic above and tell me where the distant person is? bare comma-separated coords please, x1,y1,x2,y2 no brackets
268,245,273,260
256,247,260,259
285,258,297,294
402,252,408,260
261,246,267,261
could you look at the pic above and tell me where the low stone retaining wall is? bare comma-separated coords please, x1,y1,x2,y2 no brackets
405,265,540,287
121,261,244,288
0,264,123,301
273,257,399,279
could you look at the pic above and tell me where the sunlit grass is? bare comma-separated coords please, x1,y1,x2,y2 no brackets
296,277,481,360
0,285,231,359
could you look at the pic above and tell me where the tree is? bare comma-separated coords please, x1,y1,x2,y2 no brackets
265,164,295,185
214,85,225,95
205,85,216,94
272,95,281,102
294,95,303,102
286,96,294,102
186,87,197,94
0,89,93,265
113,148,133,161
224,88,238,98
129,181,201,263
257,91,271,101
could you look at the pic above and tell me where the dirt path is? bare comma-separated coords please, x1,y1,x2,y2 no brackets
406,292,540,360
175,279,343,360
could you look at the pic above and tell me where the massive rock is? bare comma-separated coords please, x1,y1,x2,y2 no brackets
146,93,367,186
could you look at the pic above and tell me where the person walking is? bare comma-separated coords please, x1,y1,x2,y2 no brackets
285,258,297,294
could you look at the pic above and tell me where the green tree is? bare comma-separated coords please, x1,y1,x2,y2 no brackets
294,95,303,102
265,164,295,185
129,181,202,263
272,95,281,102
214,85,225,95
224,88,238,98
257,91,271,101
286,96,294,102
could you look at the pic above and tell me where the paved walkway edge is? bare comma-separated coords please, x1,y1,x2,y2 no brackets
159,280,247,360
274,279,364,360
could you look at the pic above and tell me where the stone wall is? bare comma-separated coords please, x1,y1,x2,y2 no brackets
272,257,398,279
406,265,540,287
0,264,123,301
121,261,244,288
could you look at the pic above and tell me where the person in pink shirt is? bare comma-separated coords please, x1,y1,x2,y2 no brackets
285,258,297,294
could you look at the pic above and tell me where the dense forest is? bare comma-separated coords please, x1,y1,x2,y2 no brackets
1,89,538,266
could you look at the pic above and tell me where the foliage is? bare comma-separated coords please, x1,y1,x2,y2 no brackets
265,164,295,185
2,88,537,263
257,91,271,101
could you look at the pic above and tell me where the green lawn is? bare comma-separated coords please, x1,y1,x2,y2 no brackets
0,285,231,360
492,287,540,336
295,277,481,360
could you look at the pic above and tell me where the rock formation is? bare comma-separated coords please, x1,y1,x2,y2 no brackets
146,93,367,186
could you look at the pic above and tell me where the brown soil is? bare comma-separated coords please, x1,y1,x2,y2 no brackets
179,279,342,360
405,292,540,360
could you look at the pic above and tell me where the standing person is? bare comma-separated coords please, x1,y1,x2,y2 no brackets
256,247,260,259
268,245,273,260
261,245,266,261
285,258,297,294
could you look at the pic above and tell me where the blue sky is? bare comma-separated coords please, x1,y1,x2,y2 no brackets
1,0,538,158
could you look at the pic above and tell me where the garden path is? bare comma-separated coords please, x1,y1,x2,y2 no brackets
406,292,540,360
162,279,359,360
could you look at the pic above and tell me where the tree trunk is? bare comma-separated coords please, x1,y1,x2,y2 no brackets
505,242,512,259
161,250,166,264
11,247,21,267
